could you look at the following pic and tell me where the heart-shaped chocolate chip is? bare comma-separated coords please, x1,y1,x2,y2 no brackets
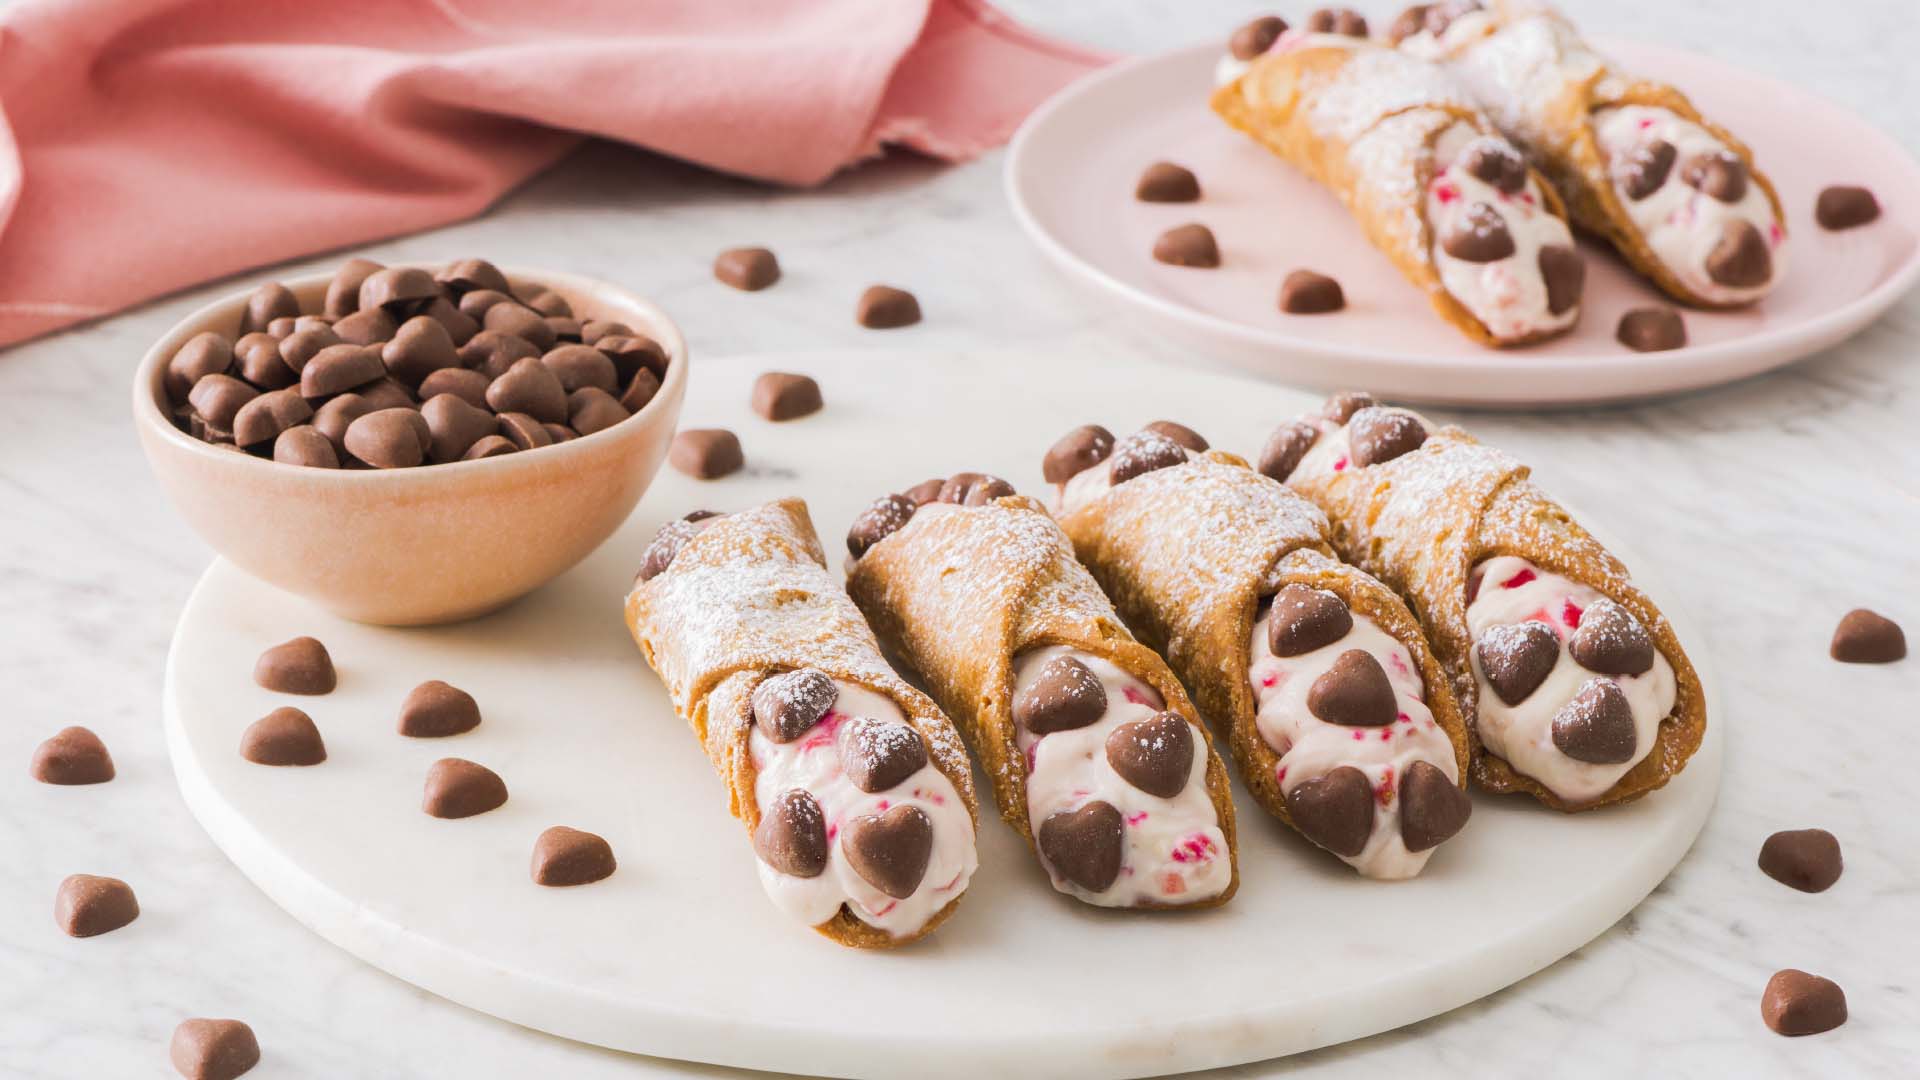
1762,969,1848,1036
567,387,630,436
458,289,514,321
231,389,313,448
381,315,459,387
841,716,929,793
1705,219,1771,288
326,257,383,317
398,680,483,738
1285,766,1374,857
1037,800,1124,892
330,306,398,347
1108,430,1187,485
344,407,428,469
254,636,336,695
240,706,327,766
1617,139,1676,200
753,669,837,743
359,266,438,314
30,726,115,785
485,302,559,352
596,334,669,383
1441,202,1516,262
486,355,569,424
1830,608,1905,663
356,377,417,413
1104,712,1195,799
1758,828,1842,894
498,412,554,451
274,426,340,469
904,478,945,506
1306,649,1397,728
188,374,259,432
459,329,541,380
754,788,830,879
937,472,1016,506
1144,420,1207,452
843,804,934,898
422,757,509,818
846,493,918,558
636,513,719,581
1399,760,1471,852
420,393,498,464
714,246,782,291
1322,391,1376,424
1258,420,1319,481
1463,140,1527,194
437,258,511,296
750,371,821,420
170,1018,260,1080
1136,160,1201,202
531,825,617,887
1306,6,1367,35
461,435,516,460
1227,15,1286,60
240,281,300,336
1013,655,1108,734
1550,679,1637,764
1279,269,1346,314
1042,424,1115,483
1267,584,1353,657
276,325,342,375
167,332,234,400
418,367,491,410
1616,306,1687,352
541,344,618,395
856,285,921,329
55,873,140,938
1538,244,1585,315
1347,407,1427,467
1475,620,1559,706
1151,223,1220,268
234,332,295,390
1567,598,1655,676
311,393,371,452
1816,185,1880,231
1682,149,1749,203
299,344,385,399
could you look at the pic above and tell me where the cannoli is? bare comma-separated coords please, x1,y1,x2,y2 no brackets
1388,0,1787,307
1047,424,1473,878
845,473,1238,907
1213,14,1585,346
1261,392,1705,810
624,500,979,948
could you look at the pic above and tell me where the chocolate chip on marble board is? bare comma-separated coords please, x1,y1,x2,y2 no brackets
847,493,918,558
254,636,335,695
714,247,781,291
1136,161,1201,203
1042,424,1115,483
422,757,509,818
1758,828,1842,893
1705,220,1772,288
188,374,259,433
1816,185,1880,230
1037,801,1124,892
1228,15,1286,60
233,332,296,390
1761,970,1847,1036
541,344,618,395
937,471,1015,506
669,428,744,480
344,408,428,469
531,826,617,886
326,257,384,318
239,707,327,766
1399,760,1471,852
299,345,385,399
1280,270,1345,314
843,805,934,898
55,873,139,938
1550,678,1637,764
30,726,115,785
753,669,838,743
856,285,921,329
274,426,340,469
1538,245,1585,316
167,332,235,402
240,282,299,337
751,372,822,421
1285,765,1374,857
1441,202,1516,262
1616,140,1676,201
1475,620,1559,705
1567,598,1655,676
755,789,830,878
1151,223,1219,267
1107,429,1187,485
1267,584,1352,657
1616,307,1687,352
1682,149,1750,203
1347,407,1427,467
436,258,510,297
170,1017,260,1080
231,389,313,448
841,716,929,793
1104,712,1194,799
1306,649,1398,727
567,387,628,436
1257,420,1319,481
1830,608,1905,663
1013,655,1108,734
397,680,482,738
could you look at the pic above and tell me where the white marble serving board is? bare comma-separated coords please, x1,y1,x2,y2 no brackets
163,349,1721,1080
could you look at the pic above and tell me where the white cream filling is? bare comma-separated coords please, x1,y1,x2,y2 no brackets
1426,124,1579,340
749,680,977,938
1012,646,1232,906
1466,555,1676,804
1593,105,1784,304
1248,607,1458,879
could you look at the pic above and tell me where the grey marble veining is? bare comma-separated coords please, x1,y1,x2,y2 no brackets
3,1,1917,1076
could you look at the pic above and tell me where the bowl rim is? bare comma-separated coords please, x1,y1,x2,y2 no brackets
132,261,689,484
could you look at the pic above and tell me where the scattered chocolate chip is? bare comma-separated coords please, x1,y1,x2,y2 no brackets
359,267,438,315
1037,800,1124,892
669,428,744,480
714,246,781,291
274,426,340,469
566,387,628,436
1108,430,1187,485
1706,219,1772,288
330,306,398,347
844,804,934,898
298,344,385,399
1308,650,1398,728
1280,269,1345,313
540,344,618,395
326,257,383,318
1617,140,1676,201
234,332,296,390
437,258,510,297
1567,598,1654,676
1285,766,1374,857
497,412,553,451
531,826,617,887
903,478,945,506
188,374,259,433
1831,608,1904,663
1762,970,1847,1036
1268,584,1353,657
841,716,928,793
1463,140,1528,194
750,371,823,422
345,407,428,469
856,285,921,329
379,316,459,388
55,873,139,938
417,367,490,409
1347,407,1428,467
484,356,568,424
1441,201,1516,262
239,707,326,766
458,329,540,380
1152,223,1220,268
753,669,838,743
1014,655,1108,735
1306,6,1368,35
937,471,1016,506
1816,185,1880,230
1105,712,1194,799
31,726,115,785
240,282,299,337
1135,161,1201,204
254,637,335,695
1538,244,1585,315
484,302,558,352
1399,760,1471,852
1228,15,1287,60
619,368,662,413
461,434,517,461
398,680,482,738
755,789,830,878
168,332,235,401
1682,149,1750,203
170,1017,260,1080
1042,424,1115,483
1476,620,1559,706
847,493,918,558
1616,307,1687,352
422,757,508,818
1550,678,1637,764
1759,828,1843,893
1257,420,1319,481
231,389,312,448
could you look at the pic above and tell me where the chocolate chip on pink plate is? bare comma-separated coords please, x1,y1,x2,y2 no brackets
1307,649,1397,728
345,408,428,469
240,281,299,337
1816,185,1880,230
1476,620,1559,706
234,332,296,390
1285,765,1374,857
1761,970,1847,1036
753,669,837,743
358,266,438,315
486,356,568,424
273,426,339,469
1550,678,1637,764
240,707,326,766
1108,429,1187,485
1538,245,1585,316
1617,140,1676,201
1463,141,1528,194
1037,800,1124,892
1151,223,1220,267
484,302,558,352
1280,269,1345,313
1306,6,1368,35
422,757,508,818
1442,202,1516,262
1830,608,1904,663
751,372,822,421
497,412,553,451
841,716,928,794
937,471,1015,506
755,789,830,878
397,680,482,738
847,493,917,558
1268,584,1353,657
1681,149,1749,203
31,726,115,785
1347,407,1428,467
1758,828,1843,893
1228,15,1286,61
55,873,139,938
1136,161,1201,203
1013,655,1107,734
844,804,934,899
1706,220,1772,288
1399,760,1471,852
1567,598,1654,676
1105,712,1194,799
541,344,618,395
254,636,335,695
1258,420,1319,481
1042,424,1115,483
299,344,385,399
636,511,720,582
669,428,744,480
170,1017,260,1080
436,258,510,297
380,316,459,387
231,389,312,449
188,374,259,433
326,257,383,318
531,826,617,887
856,285,921,329
714,246,781,291
567,387,628,436
1617,307,1687,352
167,332,235,401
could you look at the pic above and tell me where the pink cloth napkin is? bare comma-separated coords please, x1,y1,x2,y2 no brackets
0,0,1105,347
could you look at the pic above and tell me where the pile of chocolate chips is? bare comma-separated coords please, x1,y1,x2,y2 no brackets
162,257,669,468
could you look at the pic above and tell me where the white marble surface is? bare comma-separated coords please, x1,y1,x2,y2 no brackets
1,1,1915,1077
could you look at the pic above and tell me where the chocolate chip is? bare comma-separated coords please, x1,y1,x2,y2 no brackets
299,345,385,399
171,1018,260,1080
437,258,510,297
167,332,234,401
1144,420,1207,452
669,428,744,480
844,804,934,898
531,826,617,887
345,408,428,468
1617,140,1676,201
359,266,438,315
842,716,928,793
1152,223,1220,267
274,425,340,469
1567,598,1654,676
1042,424,1115,483
567,387,628,436
1476,620,1559,705
596,334,669,384
714,246,781,291
1280,269,1345,313
619,368,662,413
188,374,259,433
1268,584,1353,656
581,319,631,345
485,356,568,424
1228,15,1287,60
380,315,459,388
1257,420,1319,481
1105,712,1194,799
31,726,115,785
240,282,300,337
1538,244,1585,316
1705,219,1772,287
1285,766,1374,857
231,389,312,448
1441,201,1516,262
904,478,945,506
398,680,482,737
1347,407,1427,467
422,757,508,818
326,257,383,318
1463,140,1528,194
484,302,558,352
1135,161,1201,204
543,422,579,443
846,493,918,557
754,789,831,879
1014,655,1108,734
461,435,517,461
1761,970,1847,1036
635,513,719,581
1831,608,1905,663
520,289,570,320
1037,801,1124,892
1309,650,1398,729
1816,185,1880,230
1108,429,1187,485
753,669,838,743
459,329,540,380
856,285,921,329
357,376,417,413
310,393,371,452
1550,678,1637,764
547,317,583,343
937,471,1016,506
417,367,492,410
457,288,514,323
1616,307,1687,351
1386,4,1431,44
240,707,326,766
330,306,398,347
1399,760,1471,852
1758,828,1843,893
254,636,335,695
1306,7,1368,35
55,873,139,938
277,326,342,375
541,344,618,395
1322,391,1376,423
234,332,296,390
498,412,554,451
1682,149,1750,203
751,372,822,421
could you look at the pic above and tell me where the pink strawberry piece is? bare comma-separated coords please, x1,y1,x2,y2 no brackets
1333,456,1349,471
1379,729,1393,740
1126,811,1148,826
1276,765,1289,783
1162,872,1186,894
1563,599,1584,628
1432,181,1459,204
1351,730,1364,740
1503,567,1537,589
1121,685,1156,707
1261,674,1277,687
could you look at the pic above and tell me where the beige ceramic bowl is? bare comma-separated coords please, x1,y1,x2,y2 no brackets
134,264,687,626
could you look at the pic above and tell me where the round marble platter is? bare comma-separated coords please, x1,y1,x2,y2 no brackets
164,350,1723,1080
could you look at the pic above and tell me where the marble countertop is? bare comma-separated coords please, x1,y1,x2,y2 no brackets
3,1,1916,1076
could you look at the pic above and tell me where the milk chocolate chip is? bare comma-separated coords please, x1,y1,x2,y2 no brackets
359,266,438,315
1105,712,1194,799
1107,430,1187,485
714,247,781,291
437,258,510,296
1014,655,1108,734
497,411,554,451
1347,407,1427,467
344,408,428,469
1399,760,1471,852
422,757,508,818
459,329,540,380
636,512,720,581
330,306,398,347
170,1017,260,1080
937,471,1015,506
842,716,928,793
1538,245,1585,316
1228,15,1286,60
254,636,335,695
231,389,312,448
398,680,482,738
1568,598,1655,676
188,374,259,433
299,344,384,399
751,372,823,421
1306,7,1367,35
326,257,383,318
1307,650,1398,727
1144,420,1207,452
1257,420,1319,481
1616,307,1687,352
1830,608,1904,663
1475,620,1558,705
755,790,829,878
1136,161,1201,203
904,478,945,506
484,302,558,352
420,393,498,463
856,285,921,329
274,426,339,469
1152,223,1220,268
1550,679,1637,764
239,707,326,766
596,334,668,383
1816,185,1880,230
1280,270,1345,313
1043,424,1115,483
1682,150,1749,203
1463,141,1528,194
30,726,115,785
461,435,516,460
1761,970,1847,1036
1038,801,1124,892
486,356,568,424
418,367,492,410
619,368,662,413
234,332,295,390
567,387,628,436
1706,220,1771,288
1758,828,1842,893
1285,765,1374,857
669,428,744,480
240,282,299,337
168,332,234,401
1322,391,1376,423
55,873,139,938
844,805,934,898
1617,140,1676,200
1267,584,1352,657
541,344,618,395
847,493,918,557
381,316,459,387
752,669,838,743
531,826,617,887
1442,202,1516,262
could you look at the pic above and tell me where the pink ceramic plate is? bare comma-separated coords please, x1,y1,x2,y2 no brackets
1006,39,1920,406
